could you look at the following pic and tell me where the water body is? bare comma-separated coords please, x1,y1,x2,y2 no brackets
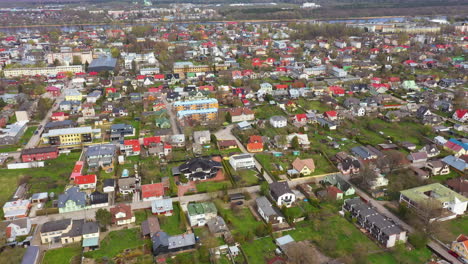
0,16,428,34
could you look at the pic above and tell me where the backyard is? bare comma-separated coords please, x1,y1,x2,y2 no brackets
158,202,186,236
83,228,150,260
43,244,81,264
0,151,81,218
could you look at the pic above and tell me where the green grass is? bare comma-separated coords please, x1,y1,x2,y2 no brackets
236,169,260,186
0,247,26,264
158,202,186,235
241,237,277,264
18,126,37,146
0,151,81,218
196,180,231,193
367,253,398,264
437,217,468,243
297,98,333,112
0,145,20,153
43,244,81,264
219,207,262,237
253,104,286,119
134,209,151,225
83,228,149,260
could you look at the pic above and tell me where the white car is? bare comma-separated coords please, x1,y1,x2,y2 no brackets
0,153,8,156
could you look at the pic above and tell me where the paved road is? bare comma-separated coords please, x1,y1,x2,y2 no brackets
215,124,273,183
162,95,182,135
24,83,68,149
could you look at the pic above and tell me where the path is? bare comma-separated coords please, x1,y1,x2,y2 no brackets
162,95,181,135
215,124,273,183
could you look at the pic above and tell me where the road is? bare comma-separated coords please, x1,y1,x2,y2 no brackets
24,83,69,149
162,95,182,135
215,124,273,183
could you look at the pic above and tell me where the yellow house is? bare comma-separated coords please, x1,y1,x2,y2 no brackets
452,234,468,260
64,89,83,101
291,157,315,176
41,126,101,146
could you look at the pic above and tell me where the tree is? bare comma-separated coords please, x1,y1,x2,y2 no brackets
53,58,61,66
260,181,270,196
291,136,300,150
72,55,82,65
283,242,318,264
277,135,288,148
95,209,112,231
0,98,6,108
408,231,428,249
377,150,405,174
84,61,89,72
210,134,217,144
110,47,120,58
225,111,232,123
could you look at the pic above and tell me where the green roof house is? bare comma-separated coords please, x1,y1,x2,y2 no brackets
187,202,217,227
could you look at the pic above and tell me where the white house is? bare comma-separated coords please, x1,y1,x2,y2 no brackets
6,218,31,242
256,196,285,224
229,154,256,171
269,182,296,208
110,204,135,226
3,199,31,220
332,67,347,78
269,116,287,128
453,109,467,123
259,83,273,94
187,202,217,227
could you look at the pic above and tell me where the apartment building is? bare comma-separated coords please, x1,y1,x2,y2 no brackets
4,65,84,77
41,127,101,146
343,198,407,248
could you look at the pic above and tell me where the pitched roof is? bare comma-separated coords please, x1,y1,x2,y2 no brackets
74,174,97,185
110,204,133,223
141,183,164,199
270,182,293,200
292,157,315,172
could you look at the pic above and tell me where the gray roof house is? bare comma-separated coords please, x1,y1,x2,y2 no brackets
256,196,285,224
58,187,86,213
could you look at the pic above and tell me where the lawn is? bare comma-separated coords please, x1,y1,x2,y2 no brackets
437,217,468,243
253,104,286,120
43,244,82,264
284,214,381,258
134,209,152,225
158,202,186,235
218,206,262,237
196,180,231,193
18,126,37,146
0,247,26,264
297,98,333,112
236,169,260,186
0,145,21,153
0,151,81,218
84,228,149,260
241,237,277,264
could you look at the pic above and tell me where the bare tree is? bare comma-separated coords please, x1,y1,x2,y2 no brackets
284,242,319,264
377,150,406,174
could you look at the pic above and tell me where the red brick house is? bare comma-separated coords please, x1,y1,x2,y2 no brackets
21,146,59,163
141,183,164,201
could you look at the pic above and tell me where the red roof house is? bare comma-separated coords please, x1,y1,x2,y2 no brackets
141,183,164,201
74,174,97,189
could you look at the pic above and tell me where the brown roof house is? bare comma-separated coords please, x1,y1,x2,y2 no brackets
110,204,135,226
447,178,468,197
228,107,255,123
141,216,160,238
290,157,315,176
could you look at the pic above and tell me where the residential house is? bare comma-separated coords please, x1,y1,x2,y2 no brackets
174,157,222,181
110,204,136,225
103,179,115,193
228,107,255,123
151,198,173,215
229,154,256,170
290,157,315,176
110,124,135,142
193,130,211,145
270,116,287,128
217,140,238,150
425,160,450,176
343,198,407,247
40,218,73,244
270,182,295,208
89,191,109,208
451,234,468,262
58,187,86,213
442,155,467,172
118,177,137,195
453,109,468,123
187,202,218,227
74,174,97,190
323,174,356,196
122,139,141,156
206,216,230,238
21,146,58,163
82,222,100,250
141,216,160,238
447,178,468,197
444,139,468,156
420,144,440,158
6,218,31,242
256,196,285,224
400,183,468,220
141,183,164,201
407,152,428,164
151,231,196,256
86,144,117,172
247,135,263,152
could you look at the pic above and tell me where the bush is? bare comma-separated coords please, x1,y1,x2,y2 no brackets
409,232,428,249
35,207,59,216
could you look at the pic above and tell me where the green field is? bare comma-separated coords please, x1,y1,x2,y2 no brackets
18,126,38,146
43,245,81,264
158,202,186,235
84,228,149,260
196,180,231,193
218,206,262,237
241,237,277,264
0,151,81,218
